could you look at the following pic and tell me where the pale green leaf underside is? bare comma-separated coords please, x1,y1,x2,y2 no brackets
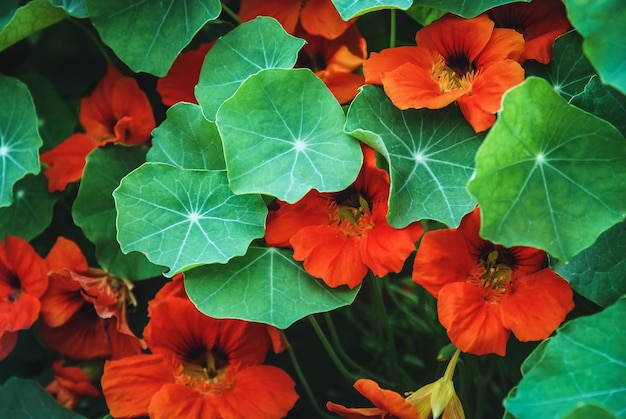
196,16,305,122
562,0,626,94
0,0,68,52
330,0,413,20
73,146,166,280
345,85,481,228
504,297,626,418
148,102,225,170
216,68,363,203
185,246,360,329
114,163,267,276
416,0,529,18
467,77,626,261
556,219,626,308
87,0,222,76
0,75,42,207
525,31,596,101
0,173,57,241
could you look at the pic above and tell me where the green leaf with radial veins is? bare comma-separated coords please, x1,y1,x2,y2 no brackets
87,0,221,76
113,163,267,276
570,76,626,137
467,77,626,262
330,0,413,20
185,246,360,329
345,85,482,228
195,17,305,122
73,146,166,280
504,297,626,419
555,219,626,308
524,31,596,101
0,75,42,207
0,0,68,52
147,103,225,170
216,68,363,203
416,0,528,18
562,0,626,94
0,173,57,241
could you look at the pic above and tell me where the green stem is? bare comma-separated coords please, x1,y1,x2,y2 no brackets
389,9,397,48
221,2,242,25
286,344,338,419
308,315,358,382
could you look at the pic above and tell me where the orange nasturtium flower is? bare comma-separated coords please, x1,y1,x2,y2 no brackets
0,235,48,360
101,295,298,419
41,64,155,192
296,23,367,104
412,207,574,356
45,360,101,410
156,42,215,106
363,13,525,133
488,0,572,64
39,237,144,360
238,0,353,40
265,146,424,289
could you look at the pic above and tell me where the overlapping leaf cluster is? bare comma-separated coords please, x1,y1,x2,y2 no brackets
0,0,625,418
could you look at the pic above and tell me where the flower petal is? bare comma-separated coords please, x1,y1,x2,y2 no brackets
501,269,574,341
363,46,431,85
438,282,510,356
40,133,98,192
237,0,301,33
265,192,330,247
300,0,353,40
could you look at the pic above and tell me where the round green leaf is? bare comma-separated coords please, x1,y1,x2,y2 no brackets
563,0,626,94
525,31,596,101
345,85,482,228
467,77,626,262
330,0,413,20
195,16,305,122
570,76,626,137
556,219,626,308
416,0,529,18
113,163,267,275
50,0,87,18
148,102,225,170
0,0,68,52
0,173,57,241
216,68,363,203
185,246,360,329
87,0,221,76
0,75,42,207
504,297,626,418
73,145,166,280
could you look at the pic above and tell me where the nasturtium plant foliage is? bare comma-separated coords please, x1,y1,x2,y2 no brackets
0,1,624,418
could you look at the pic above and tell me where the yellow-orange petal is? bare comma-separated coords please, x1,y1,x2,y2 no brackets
476,28,526,67
40,133,97,192
438,282,510,356
300,0,353,40
501,269,574,341
363,46,430,85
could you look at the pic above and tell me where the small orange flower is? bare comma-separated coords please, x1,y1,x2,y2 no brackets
412,207,574,356
363,13,525,132
265,146,424,289
41,64,155,192
238,0,353,40
101,295,298,419
45,360,101,410
488,0,572,64
39,237,144,360
0,235,48,360
296,24,367,104
156,42,214,106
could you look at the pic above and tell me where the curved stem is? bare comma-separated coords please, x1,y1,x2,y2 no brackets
308,315,358,382
221,2,242,25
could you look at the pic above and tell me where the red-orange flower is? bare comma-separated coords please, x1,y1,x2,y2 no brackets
488,0,572,64
101,295,298,419
156,42,214,106
265,146,424,289
41,64,155,192
363,13,525,132
45,360,101,410
326,379,421,419
412,207,574,356
39,237,144,360
296,23,367,104
0,235,48,360
238,0,353,40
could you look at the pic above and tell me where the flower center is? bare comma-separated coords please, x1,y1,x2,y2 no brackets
430,53,477,94
330,189,375,237
470,250,514,303
180,347,232,395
